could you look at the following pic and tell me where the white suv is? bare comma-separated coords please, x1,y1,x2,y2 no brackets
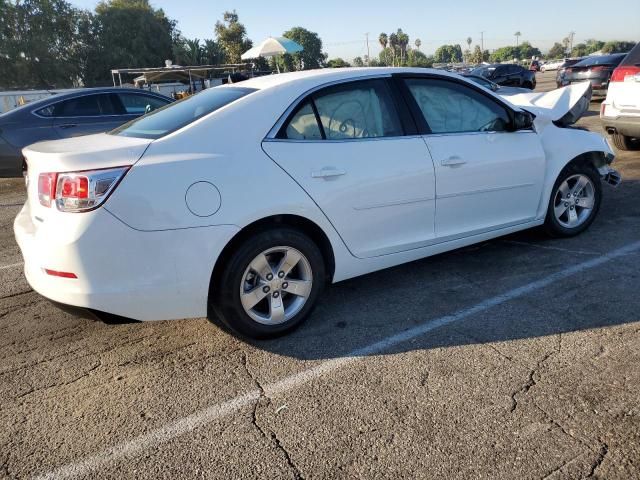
601,43,640,150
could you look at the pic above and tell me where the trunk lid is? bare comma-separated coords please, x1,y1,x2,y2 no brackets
23,132,152,224
505,82,593,127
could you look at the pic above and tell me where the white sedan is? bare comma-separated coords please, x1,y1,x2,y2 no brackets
14,68,620,338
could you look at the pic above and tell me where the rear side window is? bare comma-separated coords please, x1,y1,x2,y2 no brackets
285,102,323,140
117,93,169,114
52,95,102,117
112,87,256,139
280,79,403,140
405,78,511,134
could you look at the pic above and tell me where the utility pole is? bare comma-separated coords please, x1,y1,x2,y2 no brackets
569,31,575,55
365,32,370,66
480,31,485,59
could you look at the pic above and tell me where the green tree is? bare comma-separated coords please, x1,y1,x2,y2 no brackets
214,10,252,64
434,44,463,63
85,0,175,85
406,49,432,67
326,57,350,68
202,39,222,65
518,41,541,60
471,45,483,64
547,42,566,59
601,41,636,54
352,56,365,67
0,0,89,88
279,27,326,71
378,33,388,65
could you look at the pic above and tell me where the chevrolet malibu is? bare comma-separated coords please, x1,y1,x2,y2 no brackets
14,68,620,338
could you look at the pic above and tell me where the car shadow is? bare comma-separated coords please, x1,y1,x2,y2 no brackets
243,178,640,361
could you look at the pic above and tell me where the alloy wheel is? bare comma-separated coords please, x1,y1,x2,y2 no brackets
240,246,313,325
552,173,596,229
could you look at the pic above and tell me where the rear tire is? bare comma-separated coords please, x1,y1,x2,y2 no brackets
544,162,602,238
610,133,633,151
211,228,326,339
523,81,534,90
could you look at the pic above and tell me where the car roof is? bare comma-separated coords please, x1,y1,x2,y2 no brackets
234,67,466,93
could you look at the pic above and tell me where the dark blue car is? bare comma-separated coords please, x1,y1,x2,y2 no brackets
0,87,172,177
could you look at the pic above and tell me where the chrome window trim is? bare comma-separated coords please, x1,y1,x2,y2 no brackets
264,73,394,141
263,134,426,144
30,91,169,119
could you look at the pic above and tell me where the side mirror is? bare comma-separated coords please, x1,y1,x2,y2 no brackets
513,110,534,130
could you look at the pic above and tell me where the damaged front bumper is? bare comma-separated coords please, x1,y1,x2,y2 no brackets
598,163,622,187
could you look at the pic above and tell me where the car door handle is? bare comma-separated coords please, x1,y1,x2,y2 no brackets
311,167,346,179
440,156,466,167
59,124,78,129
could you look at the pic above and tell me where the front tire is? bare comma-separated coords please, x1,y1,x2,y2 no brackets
211,228,326,339
544,162,602,238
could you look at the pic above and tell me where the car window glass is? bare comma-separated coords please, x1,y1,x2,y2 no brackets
117,93,168,114
112,86,255,139
312,80,402,139
53,95,102,117
98,94,118,115
285,102,322,140
405,78,511,134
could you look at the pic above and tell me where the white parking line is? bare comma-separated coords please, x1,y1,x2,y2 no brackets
0,261,23,271
36,239,640,480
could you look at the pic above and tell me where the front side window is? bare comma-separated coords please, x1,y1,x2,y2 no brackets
280,79,403,140
112,86,256,139
405,78,511,134
117,93,169,115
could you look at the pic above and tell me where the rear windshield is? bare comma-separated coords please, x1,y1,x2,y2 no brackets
111,86,256,139
621,42,640,66
573,54,626,67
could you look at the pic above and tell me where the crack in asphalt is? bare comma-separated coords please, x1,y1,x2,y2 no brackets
540,452,583,480
509,352,550,413
15,361,101,400
0,289,33,301
585,442,609,479
242,352,304,480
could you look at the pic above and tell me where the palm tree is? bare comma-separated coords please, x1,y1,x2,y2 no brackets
397,29,409,65
202,39,221,65
466,37,472,62
514,31,521,47
414,38,422,50
389,32,398,66
379,33,388,65
185,38,202,65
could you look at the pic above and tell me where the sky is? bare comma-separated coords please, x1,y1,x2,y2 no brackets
72,0,640,60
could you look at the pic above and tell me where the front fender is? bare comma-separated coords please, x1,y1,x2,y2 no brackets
536,125,615,219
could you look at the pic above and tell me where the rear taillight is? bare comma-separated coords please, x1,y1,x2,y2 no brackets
38,173,57,207
37,166,130,212
590,66,606,72
564,68,572,74
611,66,640,82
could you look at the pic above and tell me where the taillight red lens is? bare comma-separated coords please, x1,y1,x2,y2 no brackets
38,172,57,207
59,175,89,199
611,66,640,82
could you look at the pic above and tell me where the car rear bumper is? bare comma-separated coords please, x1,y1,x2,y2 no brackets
602,116,640,138
14,202,239,321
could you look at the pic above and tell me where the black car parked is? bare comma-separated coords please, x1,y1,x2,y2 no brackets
558,53,627,96
469,64,536,90
555,58,584,88
0,87,172,177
